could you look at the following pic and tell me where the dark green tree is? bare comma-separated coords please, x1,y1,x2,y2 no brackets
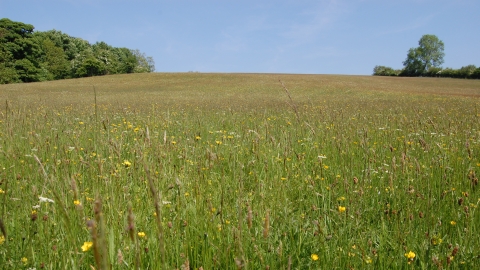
0,18,42,81
402,34,444,76
39,38,71,80
75,57,105,77
1,18,155,84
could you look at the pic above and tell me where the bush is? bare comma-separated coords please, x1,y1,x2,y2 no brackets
471,67,480,79
457,65,477,79
425,67,443,77
373,65,399,76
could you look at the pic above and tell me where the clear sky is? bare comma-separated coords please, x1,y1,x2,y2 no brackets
1,0,479,75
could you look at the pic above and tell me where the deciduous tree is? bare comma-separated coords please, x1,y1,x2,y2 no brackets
402,34,444,76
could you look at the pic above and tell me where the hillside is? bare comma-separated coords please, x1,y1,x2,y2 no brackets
1,73,479,111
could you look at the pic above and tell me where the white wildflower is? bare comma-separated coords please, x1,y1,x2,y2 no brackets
39,196,55,203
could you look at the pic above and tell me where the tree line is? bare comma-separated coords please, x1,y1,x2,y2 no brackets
373,34,479,79
0,18,155,84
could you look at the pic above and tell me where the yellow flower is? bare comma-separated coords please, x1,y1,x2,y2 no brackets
137,232,146,238
405,251,415,259
74,200,81,206
195,135,201,140
0,235,5,245
405,251,415,264
0,188,4,194
338,206,346,213
81,241,93,252
123,160,132,167
21,257,28,265
184,192,190,197
311,253,319,261
450,221,456,226
365,256,372,264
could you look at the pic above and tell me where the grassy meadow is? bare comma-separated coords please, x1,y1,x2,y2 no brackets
0,73,480,269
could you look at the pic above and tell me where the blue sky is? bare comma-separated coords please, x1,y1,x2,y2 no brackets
1,0,479,75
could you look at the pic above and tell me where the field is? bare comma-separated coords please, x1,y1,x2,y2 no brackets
0,73,480,269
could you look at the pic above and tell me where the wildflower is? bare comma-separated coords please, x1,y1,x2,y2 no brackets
134,127,140,133
311,253,319,261
0,188,4,194
31,210,38,221
123,160,132,168
184,192,190,197
0,235,5,245
39,196,55,203
431,235,443,246
195,135,201,140
359,255,369,264
137,232,146,238
323,165,329,169
405,251,415,264
79,121,84,125
338,206,346,213
215,140,222,145
450,221,456,226
81,241,93,252
171,141,177,145
74,200,81,206
21,257,28,265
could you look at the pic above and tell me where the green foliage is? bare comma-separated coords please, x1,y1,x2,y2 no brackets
38,38,71,80
373,65,399,76
375,34,478,79
75,57,106,77
402,35,445,76
0,46,20,84
0,18,155,84
13,59,41,82
131,49,155,73
457,65,477,79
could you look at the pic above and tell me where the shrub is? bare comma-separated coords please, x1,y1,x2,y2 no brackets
373,65,399,76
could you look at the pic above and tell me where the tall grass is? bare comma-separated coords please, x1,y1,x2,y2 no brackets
0,73,479,269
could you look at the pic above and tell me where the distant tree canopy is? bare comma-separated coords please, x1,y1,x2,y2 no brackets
0,18,155,84
373,34,479,79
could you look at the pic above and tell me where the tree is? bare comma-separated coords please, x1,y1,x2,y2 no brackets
457,65,476,79
0,18,42,82
39,38,71,80
1,18,155,84
131,49,155,73
402,34,444,76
